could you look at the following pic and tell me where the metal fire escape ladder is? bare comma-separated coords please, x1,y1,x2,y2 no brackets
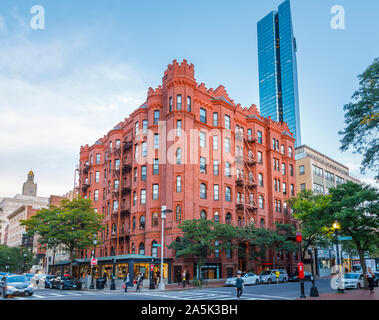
235,130,258,226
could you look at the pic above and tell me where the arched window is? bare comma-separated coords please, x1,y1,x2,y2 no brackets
111,223,117,235
140,215,145,229
152,212,159,227
225,212,232,225
238,216,242,227
200,183,207,199
110,247,115,256
176,205,181,222
139,242,145,255
132,216,136,230
214,212,219,224
260,218,265,228
176,148,182,164
152,240,158,258
200,210,207,220
131,243,135,254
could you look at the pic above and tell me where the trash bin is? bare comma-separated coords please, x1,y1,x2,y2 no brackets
96,278,105,290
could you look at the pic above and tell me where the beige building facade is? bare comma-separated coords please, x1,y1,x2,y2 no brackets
295,144,360,195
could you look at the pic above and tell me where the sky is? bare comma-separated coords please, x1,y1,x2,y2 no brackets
0,0,378,198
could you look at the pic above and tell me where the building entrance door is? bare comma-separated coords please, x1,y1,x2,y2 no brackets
174,266,182,283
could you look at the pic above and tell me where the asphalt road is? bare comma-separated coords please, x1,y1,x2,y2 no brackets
2,278,336,300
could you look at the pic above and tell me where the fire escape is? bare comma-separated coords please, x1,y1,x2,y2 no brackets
110,138,133,255
235,130,258,226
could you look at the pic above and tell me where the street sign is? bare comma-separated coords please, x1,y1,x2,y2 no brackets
338,236,352,241
91,258,98,266
153,243,162,247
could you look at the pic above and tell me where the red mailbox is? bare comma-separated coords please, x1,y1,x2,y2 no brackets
298,262,305,279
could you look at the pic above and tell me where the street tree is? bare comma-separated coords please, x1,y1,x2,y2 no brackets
287,190,333,260
21,197,104,276
326,181,379,287
339,57,379,179
168,219,238,280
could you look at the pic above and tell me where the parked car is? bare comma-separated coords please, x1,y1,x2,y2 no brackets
42,275,57,288
0,274,34,298
336,272,364,289
289,271,313,282
50,276,82,290
225,272,260,286
259,269,288,284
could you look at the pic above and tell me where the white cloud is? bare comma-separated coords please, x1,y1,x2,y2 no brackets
0,33,147,197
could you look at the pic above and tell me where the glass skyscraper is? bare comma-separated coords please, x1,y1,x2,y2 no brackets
257,0,301,146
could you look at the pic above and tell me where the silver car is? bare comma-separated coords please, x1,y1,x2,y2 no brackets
0,275,34,298
259,269,288,284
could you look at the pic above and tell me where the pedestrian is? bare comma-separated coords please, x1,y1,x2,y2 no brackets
186,270,190,285
136,272,142,292
123,273,130,293
235,271,244,299
182,270,187,288
366,267,375,293
275,271,280,284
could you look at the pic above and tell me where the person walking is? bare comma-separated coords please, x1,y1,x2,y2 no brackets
123,273,130,293
182,270,187,288
136,272,142,292
186,270,190,286
366,267,376,293
235,271,244,299
275,271,280,284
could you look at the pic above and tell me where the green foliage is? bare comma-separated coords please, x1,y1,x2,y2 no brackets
339,57,379,179
20,197,104,276
287,189,333,258
0,245,36,273
168,219,297,268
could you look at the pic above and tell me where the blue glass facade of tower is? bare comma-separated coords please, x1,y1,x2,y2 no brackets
257,0,301,146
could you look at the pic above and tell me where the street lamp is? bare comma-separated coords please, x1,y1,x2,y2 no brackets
89,234,97,290
296,232,306,299
307,248,319,297
159,205,172,290
332,222,344,294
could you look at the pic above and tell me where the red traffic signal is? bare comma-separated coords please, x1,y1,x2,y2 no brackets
296,231,302,243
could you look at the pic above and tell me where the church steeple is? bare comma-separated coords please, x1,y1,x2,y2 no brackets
22,169,37,196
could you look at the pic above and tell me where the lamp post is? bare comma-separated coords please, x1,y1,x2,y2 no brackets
333,222,344,294
89,234,97,290
307,248,319,297
159,205,172,290
296,231,306,299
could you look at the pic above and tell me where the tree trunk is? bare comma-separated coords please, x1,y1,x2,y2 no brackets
69,248,74,277
358,249,368,288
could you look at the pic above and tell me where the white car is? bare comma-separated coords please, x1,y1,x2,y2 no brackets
336,272,364,289
225,273,260,286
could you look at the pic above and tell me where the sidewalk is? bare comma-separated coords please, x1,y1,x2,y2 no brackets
297,288,379,300
82,280,226,293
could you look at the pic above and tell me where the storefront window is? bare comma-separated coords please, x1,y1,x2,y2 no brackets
116,263,128,280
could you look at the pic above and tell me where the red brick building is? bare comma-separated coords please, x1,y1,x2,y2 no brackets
78,59,298,281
